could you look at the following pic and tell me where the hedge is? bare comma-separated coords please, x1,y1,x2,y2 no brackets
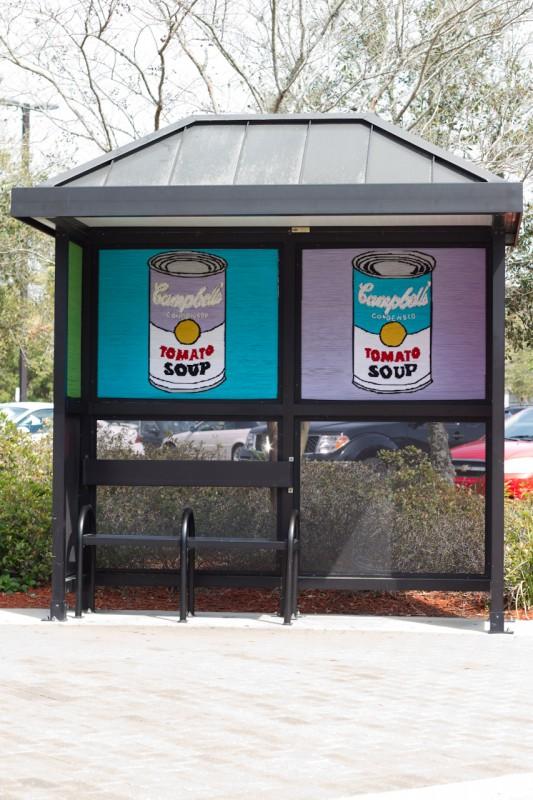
0,417,52,592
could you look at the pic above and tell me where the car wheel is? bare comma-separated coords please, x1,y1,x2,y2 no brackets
231,443,244,460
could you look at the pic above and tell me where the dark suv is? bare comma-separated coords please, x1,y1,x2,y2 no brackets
137,420,193,449
240,420,486,462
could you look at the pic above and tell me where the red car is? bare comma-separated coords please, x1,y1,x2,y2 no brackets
451,407,533,498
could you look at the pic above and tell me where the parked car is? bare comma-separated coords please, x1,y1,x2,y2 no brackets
163,420,261,460
97,420,194,452
240,420,486,462
0,402,54,437
504,404,532,418
97,420,144,454
451,407,533,499
136,420,193,449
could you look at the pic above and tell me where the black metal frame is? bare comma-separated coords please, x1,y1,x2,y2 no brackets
11,182,522,221
49,222,503,628
488,221,506,632
83,458,293,488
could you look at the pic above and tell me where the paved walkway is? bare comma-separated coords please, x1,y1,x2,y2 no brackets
1,610,533,799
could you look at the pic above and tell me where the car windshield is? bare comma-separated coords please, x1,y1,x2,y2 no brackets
164,421,192,434
505,408,533,441
0,404,30,422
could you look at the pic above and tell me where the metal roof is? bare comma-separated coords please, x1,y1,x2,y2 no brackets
11,113,522,242
45,113,500,188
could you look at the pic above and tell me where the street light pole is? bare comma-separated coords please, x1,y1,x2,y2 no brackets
1,98,57,401
18,104,32,403
21,105,31,173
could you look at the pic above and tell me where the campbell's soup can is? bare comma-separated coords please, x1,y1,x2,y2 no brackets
148,250,227,392
352,251,435,393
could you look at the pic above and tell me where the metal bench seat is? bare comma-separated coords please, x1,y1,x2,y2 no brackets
75,506,184,617
82,534,180,546
76,458,299,621
180,509,300,625
75,505,300,624
186,537,289,549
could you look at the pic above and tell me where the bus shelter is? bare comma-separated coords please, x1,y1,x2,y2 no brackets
11,113,522,630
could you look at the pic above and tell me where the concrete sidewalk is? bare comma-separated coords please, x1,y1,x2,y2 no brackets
1,610,532,799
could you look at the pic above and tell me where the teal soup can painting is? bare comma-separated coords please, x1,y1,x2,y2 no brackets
352,251,435,393
149,250,227,392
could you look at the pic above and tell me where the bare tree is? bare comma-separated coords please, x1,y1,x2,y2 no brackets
183,0,532,179
0,0,200,156
427,422,455,483
183,0,349,113
1,0,531,179
0,150,54,399
2,0,531,468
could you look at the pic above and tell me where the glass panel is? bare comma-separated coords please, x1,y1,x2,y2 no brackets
235,124,306,184
96,483,277,573
366,131,431,183
299,420,486,576
97,419,274,461
301,123,369,184
96,419,278,571
171,125,245,185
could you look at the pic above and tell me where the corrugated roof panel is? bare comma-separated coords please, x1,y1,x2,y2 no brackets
65,166,110,187
366,131,431,183
235,124,306,184
433,161,477,183
45,113,504,188
106,135,180,186
301,123,370,184
171,124,245,184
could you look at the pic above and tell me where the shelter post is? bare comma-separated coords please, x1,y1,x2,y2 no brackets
489,220,506,633
50,232,69,620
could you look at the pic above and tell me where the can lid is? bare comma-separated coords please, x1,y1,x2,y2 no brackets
353,250,435,278
149,250,227,276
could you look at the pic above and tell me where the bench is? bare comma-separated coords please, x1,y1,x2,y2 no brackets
179,507,299,624
75,504,184,617
75,457,299,622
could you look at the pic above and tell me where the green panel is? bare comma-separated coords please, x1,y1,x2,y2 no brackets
67,242,82,398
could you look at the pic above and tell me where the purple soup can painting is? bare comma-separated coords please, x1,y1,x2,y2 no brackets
148,251,227,392
301,248,486,401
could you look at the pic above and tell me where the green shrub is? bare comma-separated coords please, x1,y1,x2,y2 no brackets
0,417,52,591
505,495,533,613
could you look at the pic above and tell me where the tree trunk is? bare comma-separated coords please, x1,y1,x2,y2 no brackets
427,422,455,483
300,421,310,458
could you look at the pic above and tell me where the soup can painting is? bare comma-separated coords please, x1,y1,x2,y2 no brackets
352,251,435,393
148,250,227,392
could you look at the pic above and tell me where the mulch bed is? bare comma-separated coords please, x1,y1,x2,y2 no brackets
0,585,529,619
